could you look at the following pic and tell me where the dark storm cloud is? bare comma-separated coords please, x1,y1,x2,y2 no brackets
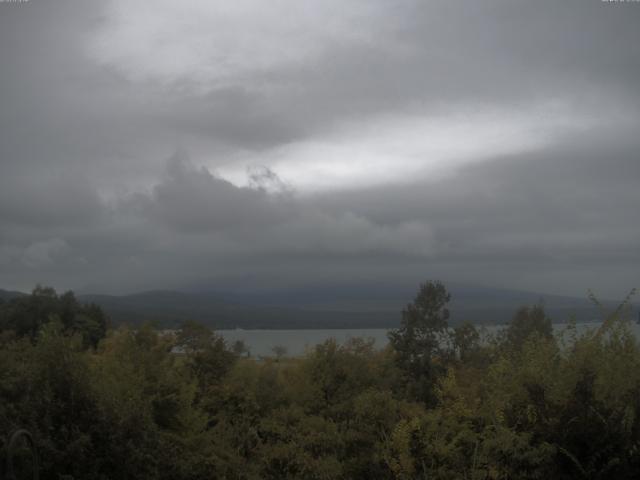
139,151,293,232
0,0,639,297
118,153,434,257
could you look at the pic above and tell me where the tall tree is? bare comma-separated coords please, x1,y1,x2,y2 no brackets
388,281,451,405
176,320,236,394
505,304,552,352
0,286,107,347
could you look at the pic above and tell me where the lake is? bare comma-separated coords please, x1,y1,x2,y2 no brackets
217,321,640,357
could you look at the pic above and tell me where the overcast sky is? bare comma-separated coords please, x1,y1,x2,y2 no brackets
0,0,639,298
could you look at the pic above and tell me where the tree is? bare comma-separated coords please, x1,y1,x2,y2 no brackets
388,281,451,405
176,320,215,352
176,320,236,394
272,345,287,361
504,304,553,352
452,321,480,362
232,339,250,357
0,286,107,347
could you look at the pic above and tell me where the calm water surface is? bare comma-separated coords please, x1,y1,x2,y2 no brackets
217,322,640,357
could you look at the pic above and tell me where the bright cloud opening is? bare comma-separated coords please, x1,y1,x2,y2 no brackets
219,102,596,193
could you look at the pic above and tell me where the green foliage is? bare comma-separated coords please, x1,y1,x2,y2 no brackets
0,285,108,347
452,321,481,362
2,284,640,479
176,319,237,396
503,304,553,352
388,281,452,405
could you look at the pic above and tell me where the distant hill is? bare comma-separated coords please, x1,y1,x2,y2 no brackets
0,289,26,302
447,284,616,326
2,284,631,329
77,291,396,329
77,284,627,329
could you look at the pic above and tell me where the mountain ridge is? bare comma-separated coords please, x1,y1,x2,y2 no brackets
3,285,632,329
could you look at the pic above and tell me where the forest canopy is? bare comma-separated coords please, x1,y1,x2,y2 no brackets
1,283,639,479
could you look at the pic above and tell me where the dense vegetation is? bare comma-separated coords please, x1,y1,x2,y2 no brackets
1,283,639,479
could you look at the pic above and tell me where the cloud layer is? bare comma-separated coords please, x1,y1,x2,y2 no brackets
0,0,639,298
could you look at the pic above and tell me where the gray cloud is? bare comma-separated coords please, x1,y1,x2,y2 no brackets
141,151,293,232
21,238,70,269
0,0,639,298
